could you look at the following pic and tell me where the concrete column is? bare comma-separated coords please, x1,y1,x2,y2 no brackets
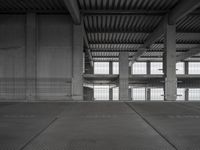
146,88,151,101
185,61,189,74
119,52,129,101
147,61,151,75
109,61,113,75
129,66,132,75
128,88,132,100
72,24,83,100
146,61,151,101
109,88,113,101
185,88,189,101
163,23,177,101
25,13,37,101
185,61,189,101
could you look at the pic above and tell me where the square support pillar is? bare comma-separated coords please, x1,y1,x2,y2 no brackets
185,61,189,75
109,61,113,75
25,13,37,101
109,88,113,101
163,24,177,101
146,88,151,101
147,61,151,75
72,24,83,100
185,61,189,101
128,88,132,100
146,62,151,101
185,88,189,101
119,52,129,101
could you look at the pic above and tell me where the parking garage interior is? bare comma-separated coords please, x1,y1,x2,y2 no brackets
0,0,200,149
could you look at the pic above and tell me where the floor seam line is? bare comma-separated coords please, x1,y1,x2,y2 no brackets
19,117,58,150
125,102,178,150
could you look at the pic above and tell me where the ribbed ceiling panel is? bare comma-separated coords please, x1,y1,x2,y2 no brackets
0,0,66,11
78,0,179,10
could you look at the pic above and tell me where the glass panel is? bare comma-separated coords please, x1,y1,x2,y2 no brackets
151,62,163,74
189,89,200,101
94,85,109,100
132,62,147,74
177,88,185,101
94,62,109,74
189,62,200,74
132,88,146,100
176,62,184,75
151,88,164,101
113,87,119,100
113,62,119,74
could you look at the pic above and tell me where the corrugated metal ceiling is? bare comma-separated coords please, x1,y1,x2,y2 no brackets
78,0,179,10
0,0,199,62
0,0,67,11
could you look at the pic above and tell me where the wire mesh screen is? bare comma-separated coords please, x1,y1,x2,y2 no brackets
176,88,185,101
189,62,200,74
113,87,119,100
151,88,164,101
132,62,147,74
132,88,146,100
113,62,119,74
36,78,71,100
151,62,163,74
189,89,200,101
94,85,109,100
94,62,109,74
0,78,26,100
176,62,184,75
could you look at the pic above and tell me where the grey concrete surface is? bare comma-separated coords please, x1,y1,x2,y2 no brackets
128,102,200,150
0,15,74,101
0,102,200,150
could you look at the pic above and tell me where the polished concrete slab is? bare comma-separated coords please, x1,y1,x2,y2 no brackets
0,102,200,150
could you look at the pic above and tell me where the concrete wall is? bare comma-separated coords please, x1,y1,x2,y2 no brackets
0,15,26,100
0,14,76,101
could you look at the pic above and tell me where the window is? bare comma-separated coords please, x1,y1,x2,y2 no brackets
113,87,119,100
189,89,200,101
132,88,146,101
94,62,109,74
132,62,146,74
176,62,184,75
189,62,200,74
151,88,164,101
151,62,163,74
94,85,109,100
113,62,119,74
177,88,185,101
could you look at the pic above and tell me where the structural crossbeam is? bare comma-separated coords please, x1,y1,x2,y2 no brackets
129,0,200,64
177,47,200,61
63,0,81,24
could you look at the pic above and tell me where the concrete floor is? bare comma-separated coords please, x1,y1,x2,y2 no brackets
0,102,200,150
